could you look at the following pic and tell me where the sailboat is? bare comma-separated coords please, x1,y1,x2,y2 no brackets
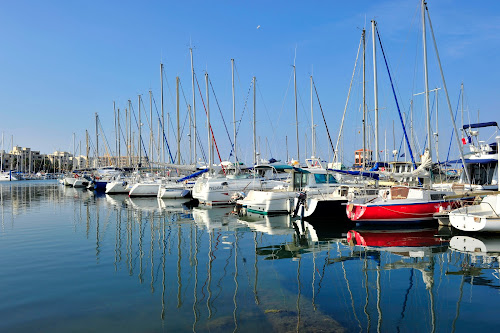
193,70,287,205
347,1,462,224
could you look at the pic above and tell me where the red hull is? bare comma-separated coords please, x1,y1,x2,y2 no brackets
346,200,455,222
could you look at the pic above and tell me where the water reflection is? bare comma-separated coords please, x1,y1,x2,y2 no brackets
2,182,500,332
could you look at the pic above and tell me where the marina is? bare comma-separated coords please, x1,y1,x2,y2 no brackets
1,180,500,332
2,0,500,331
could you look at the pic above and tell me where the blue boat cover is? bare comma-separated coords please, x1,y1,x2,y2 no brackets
463,122,498,130
329,169,380,180
446,158,497,164
177,168,209,182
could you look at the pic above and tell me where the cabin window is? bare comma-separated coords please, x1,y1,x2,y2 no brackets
293,173,308,190
314,174,337,184
430,193,446,200
468,162,496,185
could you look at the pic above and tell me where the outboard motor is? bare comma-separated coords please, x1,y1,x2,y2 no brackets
291,191,307,218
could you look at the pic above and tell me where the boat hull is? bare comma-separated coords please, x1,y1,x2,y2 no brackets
129,183,160,197
238,190,294,215
105,180,131,194
346,200,453,223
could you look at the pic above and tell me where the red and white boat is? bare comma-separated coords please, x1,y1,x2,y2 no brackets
346,186,457,223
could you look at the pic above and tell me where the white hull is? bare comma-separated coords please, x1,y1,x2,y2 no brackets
105,180,132,194
449,195,500,232
157,182,193,199
158,187,185,199
237,190,294,214
64,177,76,186
0,172,18,181
193,176,284,205
129,182,160,197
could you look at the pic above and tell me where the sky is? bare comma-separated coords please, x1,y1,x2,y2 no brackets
1,0,499,166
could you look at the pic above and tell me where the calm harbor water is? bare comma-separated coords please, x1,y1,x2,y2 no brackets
1,181,499,332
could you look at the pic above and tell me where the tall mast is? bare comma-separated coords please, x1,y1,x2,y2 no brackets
310,75,315,158
294,65,299,162
362,28,366,169
95,113,99,168
138,94,142,167
128,100,132,166
86,130,89,168
253,76,257,166
434,88,439,163
461,82,464,133
231,59,237,168
73,132,75,171
117,108,121,168
422,0,433,172
372,20,379,163
425,2,470,184
176,76,180,165
188,104,192,165
161,63,165,164
149,91,153,170
113,101,117,166
205,73,212,171
190,48,197,167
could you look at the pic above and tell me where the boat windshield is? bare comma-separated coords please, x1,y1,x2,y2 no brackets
314,174,337,184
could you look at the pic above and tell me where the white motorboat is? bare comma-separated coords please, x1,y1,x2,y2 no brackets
449,193,500,232
448,136,500,232
193,163,287,206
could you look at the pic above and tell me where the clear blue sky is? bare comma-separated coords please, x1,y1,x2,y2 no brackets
1,0,498,165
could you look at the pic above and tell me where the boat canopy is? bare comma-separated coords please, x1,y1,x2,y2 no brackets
253,163,294,172
446,158,497,164
463,122,498,130
328,169,380,180
176,168,208,182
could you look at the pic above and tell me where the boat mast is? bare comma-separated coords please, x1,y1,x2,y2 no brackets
176,76,181,165
434,88,439,163
422,0,433,175
424,2,471,184
294,64,299,162
371,20,379,164
149,91,153,171
86,130,89,168
117,108,121,168
206,73,212,172
138,94,142,168
161,63,165,165
73,132,75,171
95,113,99,168
231,59,238,170
310,75,315,158
362,28,366,169
461,82,464,135
114,101,117,166
190,48,197,167
128,100,132,167
253,76,257,166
